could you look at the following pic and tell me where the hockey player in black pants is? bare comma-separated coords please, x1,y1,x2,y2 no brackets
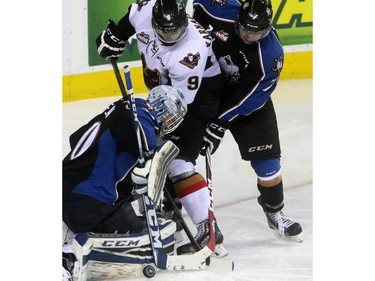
193,0,303,242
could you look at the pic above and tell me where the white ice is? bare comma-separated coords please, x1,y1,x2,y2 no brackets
62,78,312,281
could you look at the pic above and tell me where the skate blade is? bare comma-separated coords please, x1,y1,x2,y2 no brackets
274,230,303,243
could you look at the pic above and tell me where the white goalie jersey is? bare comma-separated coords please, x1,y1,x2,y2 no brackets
128,0,221,104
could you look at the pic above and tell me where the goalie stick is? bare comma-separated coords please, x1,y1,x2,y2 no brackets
111,59,168,270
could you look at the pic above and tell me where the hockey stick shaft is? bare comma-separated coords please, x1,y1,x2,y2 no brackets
121,63,167,269
123,65,145,167
205,147,216,252
205,147,213,212
110,59,145,167
110,58,128,98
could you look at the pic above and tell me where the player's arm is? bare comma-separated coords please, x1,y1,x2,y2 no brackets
200,51,270,156
221,72,272,119
192,2,211,30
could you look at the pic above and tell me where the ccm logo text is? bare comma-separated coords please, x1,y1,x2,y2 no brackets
248,144,273,152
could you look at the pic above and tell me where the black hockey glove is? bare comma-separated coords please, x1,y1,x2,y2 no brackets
96,19,127,60
200,119,230,156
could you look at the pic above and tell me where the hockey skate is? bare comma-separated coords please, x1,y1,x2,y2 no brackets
258,196,303,243
176,218,228,258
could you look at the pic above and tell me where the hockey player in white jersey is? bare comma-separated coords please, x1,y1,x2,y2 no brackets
96,0,227,256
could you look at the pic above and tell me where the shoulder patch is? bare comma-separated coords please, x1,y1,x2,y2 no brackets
272,56,283,74
213,30,229,42
136,32,150,45
179,52,201,69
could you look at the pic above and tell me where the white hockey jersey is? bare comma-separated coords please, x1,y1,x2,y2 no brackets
128,0,221,104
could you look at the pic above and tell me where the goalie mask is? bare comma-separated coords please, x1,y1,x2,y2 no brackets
152,0,188,44
236,0,273,44
147,85,187,136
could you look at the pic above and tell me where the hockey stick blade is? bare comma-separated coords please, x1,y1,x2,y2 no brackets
166,246,234,272
206,256,235,272
166,247,211,270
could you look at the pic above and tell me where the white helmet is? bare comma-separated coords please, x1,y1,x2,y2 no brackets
147,85,188,136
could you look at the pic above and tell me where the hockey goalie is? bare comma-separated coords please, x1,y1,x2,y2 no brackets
62,85,232,279
62,139,231,280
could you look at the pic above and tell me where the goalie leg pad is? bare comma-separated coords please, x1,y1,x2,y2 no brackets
72,219,176,280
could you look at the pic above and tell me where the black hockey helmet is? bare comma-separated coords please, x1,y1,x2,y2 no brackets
236,0,273,43
152,0,188,44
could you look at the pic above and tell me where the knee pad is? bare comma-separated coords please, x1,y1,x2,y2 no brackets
167,159,195,182
251,158,281,181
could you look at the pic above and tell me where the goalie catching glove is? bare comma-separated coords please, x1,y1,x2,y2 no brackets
131,160,152,195
96,19,127,60
200,119,230,155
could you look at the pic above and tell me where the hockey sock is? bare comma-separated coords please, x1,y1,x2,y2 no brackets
174,173,210,224
257,179,284,213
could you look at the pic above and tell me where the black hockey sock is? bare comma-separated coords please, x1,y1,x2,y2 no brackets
257,181,284,213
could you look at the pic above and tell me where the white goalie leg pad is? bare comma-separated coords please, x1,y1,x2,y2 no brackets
72,219,176,281
148,140,179,205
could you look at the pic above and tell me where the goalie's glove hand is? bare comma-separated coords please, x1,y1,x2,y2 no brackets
96,19,127,60
131,160,152,195
200,119,230,156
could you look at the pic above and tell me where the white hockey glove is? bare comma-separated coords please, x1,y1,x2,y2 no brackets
96,19,127,60
131,160,152,195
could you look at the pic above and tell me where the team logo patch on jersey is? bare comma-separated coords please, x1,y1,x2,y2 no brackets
219,55,240,83
213,30,229,42
137,32,150,45
272,56,283,74
219,55,238,75
179,52,201,69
